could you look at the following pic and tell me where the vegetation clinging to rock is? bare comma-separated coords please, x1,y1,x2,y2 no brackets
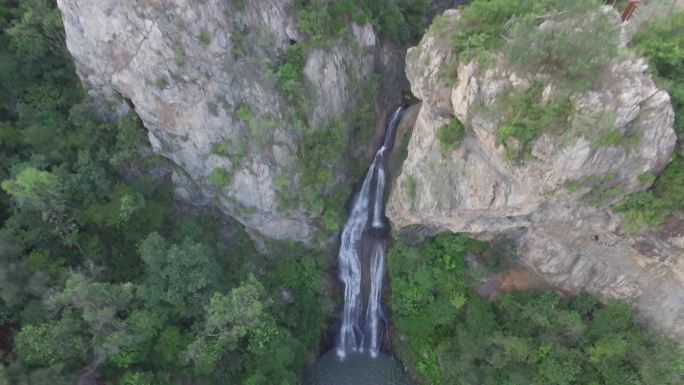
450,0,616,75
504,2,619,91
613,10,684,234
294,0,430,44
437,117,465,153
494,82,572,162
0,3,335,384
436,0,621,164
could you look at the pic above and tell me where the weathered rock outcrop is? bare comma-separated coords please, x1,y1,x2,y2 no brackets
388,9,684,341
56,0,395,243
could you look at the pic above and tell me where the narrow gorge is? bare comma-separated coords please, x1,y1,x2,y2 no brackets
337,106,403,359
305,106,414,384
0,0,682,384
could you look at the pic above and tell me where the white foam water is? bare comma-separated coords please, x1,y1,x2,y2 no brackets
336,106,404,359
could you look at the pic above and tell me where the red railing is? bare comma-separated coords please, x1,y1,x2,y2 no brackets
621,0,641,22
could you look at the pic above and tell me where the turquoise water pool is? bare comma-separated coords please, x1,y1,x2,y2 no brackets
302,350,414,385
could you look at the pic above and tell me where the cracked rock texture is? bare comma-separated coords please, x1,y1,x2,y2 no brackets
57,0,391,243
388,9,684,341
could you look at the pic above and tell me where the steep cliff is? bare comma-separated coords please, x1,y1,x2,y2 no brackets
56,0,402,243
55,0,684,341
388,8,684,341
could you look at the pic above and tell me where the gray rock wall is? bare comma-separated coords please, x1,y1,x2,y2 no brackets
57,0,385,243
388,9,684,341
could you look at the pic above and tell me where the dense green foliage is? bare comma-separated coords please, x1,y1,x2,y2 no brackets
294,0,429,44
388,233,683,385
2,1,682,384
613,10,684,234
0,2,333,384
208,168,231,188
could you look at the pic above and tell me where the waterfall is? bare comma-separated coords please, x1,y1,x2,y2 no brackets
336,106,404,359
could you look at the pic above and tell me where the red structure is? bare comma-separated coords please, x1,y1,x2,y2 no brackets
621,0,641,22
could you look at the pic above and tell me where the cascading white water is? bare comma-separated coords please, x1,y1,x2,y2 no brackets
336,106,404,359
371,161,386,230
365,242,385,357
336,157,377,357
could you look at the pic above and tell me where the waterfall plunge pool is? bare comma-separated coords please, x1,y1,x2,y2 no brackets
302,350,414,385
303,105,414,384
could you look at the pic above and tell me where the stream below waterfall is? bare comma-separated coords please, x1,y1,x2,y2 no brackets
302,106,413,384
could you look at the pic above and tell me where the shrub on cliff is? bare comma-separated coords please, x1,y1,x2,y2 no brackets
632,10,684,134
504,6,619,91
276,44,305,107
437,117,466,153
295,0,429,44
614,9,684,234
449,0,618,91
494,82,572,161
441,0,622,164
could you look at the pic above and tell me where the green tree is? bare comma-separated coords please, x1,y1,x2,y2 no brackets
153,326,187,366
137,233,221,318
388,233,684,385
185,276,277,374
0,240,49,314
48,273,136,370
2,167,82,252
15,317,87,368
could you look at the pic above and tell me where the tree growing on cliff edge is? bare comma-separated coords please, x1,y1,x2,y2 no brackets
504,4,619,91
614,9,684,233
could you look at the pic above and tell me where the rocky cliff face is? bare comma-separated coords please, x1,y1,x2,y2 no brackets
57,0,396,243
57,0,684,341
388,9,684,341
